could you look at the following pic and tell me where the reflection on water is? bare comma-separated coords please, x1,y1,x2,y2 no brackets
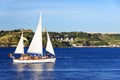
14,63,55,80
14,64,26,72
45,63,55,71
2,48,120,80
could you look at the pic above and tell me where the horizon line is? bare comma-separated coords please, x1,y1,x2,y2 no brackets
0,28,120,34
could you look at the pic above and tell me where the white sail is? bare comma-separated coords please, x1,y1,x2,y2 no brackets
14,31,24,54
27,14,43,55
46,32,55,55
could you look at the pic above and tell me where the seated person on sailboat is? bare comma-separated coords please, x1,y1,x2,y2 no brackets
45,53,56,58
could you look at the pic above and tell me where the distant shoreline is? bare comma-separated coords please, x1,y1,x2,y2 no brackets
1,29,120,48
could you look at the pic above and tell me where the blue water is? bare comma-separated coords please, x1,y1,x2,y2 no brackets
0,48,120,80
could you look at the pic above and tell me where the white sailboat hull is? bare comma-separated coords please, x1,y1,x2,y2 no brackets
13,58,56,63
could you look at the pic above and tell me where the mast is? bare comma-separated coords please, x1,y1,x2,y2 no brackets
27,13,43,56
46,31,55,55
14,31,24,54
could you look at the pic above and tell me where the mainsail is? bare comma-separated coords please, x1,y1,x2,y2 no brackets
14,31,24,54
46,32,55,55
27,14,43,55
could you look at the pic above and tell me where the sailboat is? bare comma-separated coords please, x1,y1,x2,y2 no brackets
12,14,56,63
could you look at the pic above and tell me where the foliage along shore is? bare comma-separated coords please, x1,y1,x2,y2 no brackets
0,29,120,48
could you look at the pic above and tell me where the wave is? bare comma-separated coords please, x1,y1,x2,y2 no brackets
1,68,120,72
58,57,73,59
